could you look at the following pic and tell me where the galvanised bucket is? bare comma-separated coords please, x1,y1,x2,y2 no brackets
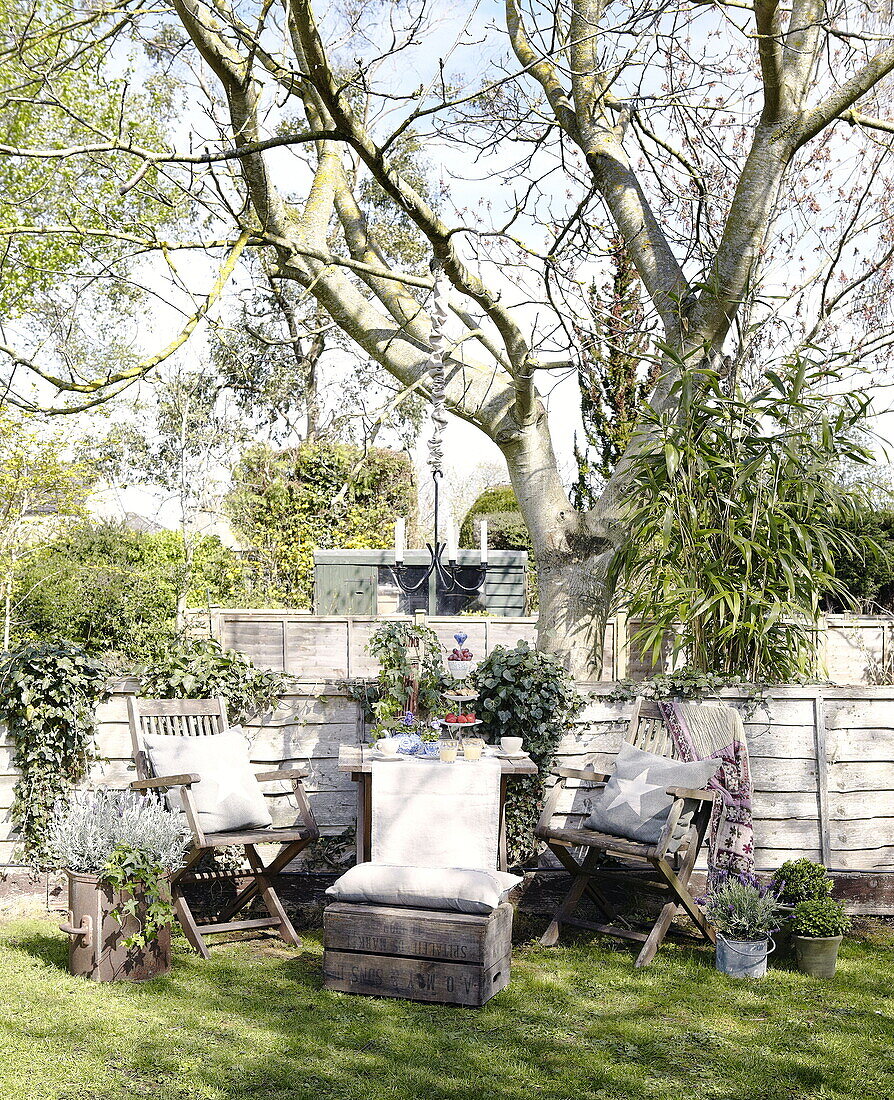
715,933,773,979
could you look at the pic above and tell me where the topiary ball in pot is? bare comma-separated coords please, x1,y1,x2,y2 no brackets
772,858,834,955
790,897,851,979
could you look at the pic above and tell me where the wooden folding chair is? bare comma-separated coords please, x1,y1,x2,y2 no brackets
127,697,319,958
535,698,716,966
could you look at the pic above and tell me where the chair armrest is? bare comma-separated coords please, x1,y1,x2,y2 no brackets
255,767,310,782
666,786,715,803
551,766,610,783
131,773,199,791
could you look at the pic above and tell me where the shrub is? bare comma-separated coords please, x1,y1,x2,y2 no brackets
703,873,782,941
474,642,584,864
774,858,834,905
12,521,250,662
139,636,285,723
609,359,872,682
226,441,415,607
791,898,851,938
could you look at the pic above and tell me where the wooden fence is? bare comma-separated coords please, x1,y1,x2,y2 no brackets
190,608,894,685
2,680,891,910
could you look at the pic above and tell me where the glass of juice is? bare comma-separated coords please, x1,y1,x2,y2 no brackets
439,739,459,763
463,737,484,762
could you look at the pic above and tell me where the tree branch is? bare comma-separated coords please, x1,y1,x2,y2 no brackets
798,43,894,147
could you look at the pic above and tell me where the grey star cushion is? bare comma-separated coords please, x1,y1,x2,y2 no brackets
144,726,273,833
584,741,719,845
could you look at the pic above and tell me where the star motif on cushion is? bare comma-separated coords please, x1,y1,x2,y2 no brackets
605,768,666,815
209,769,252,807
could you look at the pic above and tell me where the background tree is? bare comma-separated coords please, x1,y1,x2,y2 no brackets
4,0,894,675
83,364,248,617
0,0,192,412
226,442,416,608
572,240,658,508
0,413,91,648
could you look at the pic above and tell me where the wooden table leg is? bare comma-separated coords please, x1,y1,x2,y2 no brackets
498,774,509,871
354,772,372,863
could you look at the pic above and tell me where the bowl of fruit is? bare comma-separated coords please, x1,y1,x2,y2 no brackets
446,633,476,678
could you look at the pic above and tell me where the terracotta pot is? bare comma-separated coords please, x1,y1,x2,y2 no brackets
60,871,172,982
793,934,843,978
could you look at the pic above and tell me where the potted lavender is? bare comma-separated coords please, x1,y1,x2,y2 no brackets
703,872,782,978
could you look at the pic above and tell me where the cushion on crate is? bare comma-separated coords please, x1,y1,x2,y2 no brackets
583,741,719,845
326,863,522,915
143,726,273,833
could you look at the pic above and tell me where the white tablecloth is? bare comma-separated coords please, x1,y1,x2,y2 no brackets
370,757,502,869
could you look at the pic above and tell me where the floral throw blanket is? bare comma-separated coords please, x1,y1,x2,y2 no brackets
656,700,755,884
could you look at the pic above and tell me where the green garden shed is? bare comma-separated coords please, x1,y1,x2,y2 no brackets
313,549,528,617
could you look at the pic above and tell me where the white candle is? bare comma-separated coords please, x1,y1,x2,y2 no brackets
480,520,488,565
394,517,405,563
446,523,458,562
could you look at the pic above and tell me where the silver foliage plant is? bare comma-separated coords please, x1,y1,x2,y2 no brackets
48,789,192,875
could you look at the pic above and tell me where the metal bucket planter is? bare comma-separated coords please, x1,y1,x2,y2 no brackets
793,934,843,978
60,871,172,982
715,933,774,978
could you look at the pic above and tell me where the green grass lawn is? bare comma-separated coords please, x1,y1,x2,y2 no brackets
0,914,891,1100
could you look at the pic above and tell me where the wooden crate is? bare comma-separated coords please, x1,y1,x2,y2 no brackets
322,901,513,1007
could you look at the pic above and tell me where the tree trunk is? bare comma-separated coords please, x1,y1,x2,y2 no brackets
535,540,616,680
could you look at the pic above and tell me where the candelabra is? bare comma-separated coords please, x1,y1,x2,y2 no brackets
391,470,488,596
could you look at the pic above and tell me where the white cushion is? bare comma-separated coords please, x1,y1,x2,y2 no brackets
143,726,273,833
326,862,522,915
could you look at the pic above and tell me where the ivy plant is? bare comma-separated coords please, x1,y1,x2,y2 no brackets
474,642,584,865
140,636,286,722
103,843,177,950
365,620,445,725
0,641,109,865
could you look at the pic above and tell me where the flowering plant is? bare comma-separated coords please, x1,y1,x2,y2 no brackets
703,872,783,941
372,710,442,742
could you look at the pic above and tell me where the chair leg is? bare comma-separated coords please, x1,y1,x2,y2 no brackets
172,850,211,958
655,842,715,944
244,845,302,948
540,846,613,947
634,847,714,967
174,892,211,959
217,839,311,923
635,899,679,967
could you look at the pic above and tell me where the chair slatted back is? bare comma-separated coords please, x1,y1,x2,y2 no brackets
128,697,230,780
626,699,677,758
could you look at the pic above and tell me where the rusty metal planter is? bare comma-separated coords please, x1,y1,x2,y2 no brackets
60,871,172,981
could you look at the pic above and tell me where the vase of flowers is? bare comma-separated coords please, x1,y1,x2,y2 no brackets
790,898,850,978
703,872,782,978
50,789,191,981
